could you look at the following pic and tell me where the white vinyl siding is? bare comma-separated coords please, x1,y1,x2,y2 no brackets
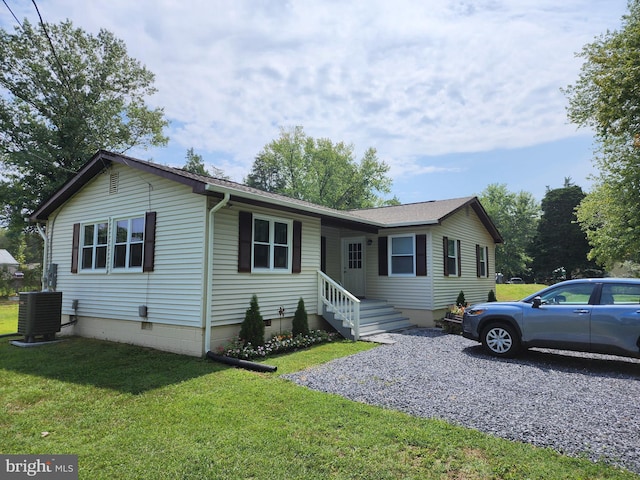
366,227,433,310
432,207,496,308
210,205,320,326
48,163,207,327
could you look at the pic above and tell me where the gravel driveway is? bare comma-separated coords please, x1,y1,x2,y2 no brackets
283,328,640,474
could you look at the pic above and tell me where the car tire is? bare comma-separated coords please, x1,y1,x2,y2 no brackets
481,323,520,358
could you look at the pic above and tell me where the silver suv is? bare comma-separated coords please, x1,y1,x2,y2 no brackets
462,278,640,358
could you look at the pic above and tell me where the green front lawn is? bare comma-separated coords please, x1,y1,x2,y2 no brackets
496,283,546,301
0,302,18,334
0,314,636,479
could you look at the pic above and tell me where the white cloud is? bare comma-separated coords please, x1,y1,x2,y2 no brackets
1,0,629,185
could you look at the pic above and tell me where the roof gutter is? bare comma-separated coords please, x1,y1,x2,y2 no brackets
204,192,230,354
203,184,385,228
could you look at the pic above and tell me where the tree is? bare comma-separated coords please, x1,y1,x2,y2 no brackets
0,19,168,232
182,148,228,179
529,183,597,280
575,136,640,268
564,1,640,267
292,297,309,337
478,184,539,278
246,126,399,209
239,294,265,347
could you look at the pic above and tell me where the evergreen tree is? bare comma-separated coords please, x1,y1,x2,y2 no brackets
239,295,265,347
292,298,309,337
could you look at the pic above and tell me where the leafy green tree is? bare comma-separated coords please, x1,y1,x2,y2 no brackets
182,148,228,179
575,136,640,268
0,19,168,232
564,1,640,267
246,126,399,209
239,294,265,347
292,297,309,337
478,184,540,278
529,183,597,280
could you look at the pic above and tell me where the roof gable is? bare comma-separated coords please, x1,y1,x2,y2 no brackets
30,150,502,243
0,249,19,265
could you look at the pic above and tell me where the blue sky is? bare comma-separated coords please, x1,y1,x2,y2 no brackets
1,1,630,203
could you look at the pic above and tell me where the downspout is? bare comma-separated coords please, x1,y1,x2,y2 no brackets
204,192,230,354
36,223,49,291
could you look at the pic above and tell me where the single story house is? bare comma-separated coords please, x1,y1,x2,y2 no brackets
30,150,502,356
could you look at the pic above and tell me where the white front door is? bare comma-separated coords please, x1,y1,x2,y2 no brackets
342,237,365,297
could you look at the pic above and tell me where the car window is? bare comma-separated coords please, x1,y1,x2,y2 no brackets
600,284,640,305
539,283,595,305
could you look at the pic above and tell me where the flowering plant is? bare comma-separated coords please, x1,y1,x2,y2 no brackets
448,304,466,316
216,329,340,360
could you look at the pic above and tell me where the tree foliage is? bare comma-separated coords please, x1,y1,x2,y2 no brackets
182,148,228,179
239,294,265,347
529,183,597,280
246,126,399,209
292,297,309,337
478,184,539,278
564,1,640,268
0,19,168,231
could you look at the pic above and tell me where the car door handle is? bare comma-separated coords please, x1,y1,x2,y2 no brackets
573,309,590,314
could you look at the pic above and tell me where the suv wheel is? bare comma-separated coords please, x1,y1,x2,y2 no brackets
481,323,520,357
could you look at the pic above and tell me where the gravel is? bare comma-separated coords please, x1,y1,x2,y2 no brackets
283,328,640,474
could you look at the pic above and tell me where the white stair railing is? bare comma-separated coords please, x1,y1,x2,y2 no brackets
317,270,360,340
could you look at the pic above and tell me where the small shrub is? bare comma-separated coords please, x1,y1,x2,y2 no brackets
488,289,497,302
239,294,265,347
455,290,467,307
292,298,309,337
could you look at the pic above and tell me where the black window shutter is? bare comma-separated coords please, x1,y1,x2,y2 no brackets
143,212,157,272
457,239,462,277
71,223,80,273
378,236,388,276
292,220,302,273
476,244,481,277
416,234,427,276
443,236,449,276
238,211,252,272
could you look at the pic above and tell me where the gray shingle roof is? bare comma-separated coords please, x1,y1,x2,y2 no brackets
0,249,19,266
30,150,502,242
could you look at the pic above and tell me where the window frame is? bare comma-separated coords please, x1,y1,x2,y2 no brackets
80,221,109,272
445,237,460,276
112,215,146,272
477,244,488,278
251,214,293,273
388,234,416,277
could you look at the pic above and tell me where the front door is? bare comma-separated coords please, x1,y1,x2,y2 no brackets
342,237,365,297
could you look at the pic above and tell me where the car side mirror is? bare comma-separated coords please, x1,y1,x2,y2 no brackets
532,296,542,309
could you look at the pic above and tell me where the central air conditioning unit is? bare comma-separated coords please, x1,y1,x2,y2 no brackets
18,291,63,343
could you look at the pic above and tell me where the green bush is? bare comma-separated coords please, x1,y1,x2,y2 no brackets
488,289,497,302
292,297,309,337
455,290,466,307
239,294,265,347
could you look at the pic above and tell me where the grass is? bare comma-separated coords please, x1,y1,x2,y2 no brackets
495,283,546,301
0,302,18,334
0,303,637,479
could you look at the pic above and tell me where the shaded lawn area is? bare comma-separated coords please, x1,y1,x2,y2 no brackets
1,336,637,479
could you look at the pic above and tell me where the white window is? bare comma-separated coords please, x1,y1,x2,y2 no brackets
252,215,292,272
389,234,415,276
447,238,459,276
477,245,488,277
81,222,108,270
113,216,145,270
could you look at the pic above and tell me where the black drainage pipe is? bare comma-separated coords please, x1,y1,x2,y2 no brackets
0,332,22,339
206,351,277,373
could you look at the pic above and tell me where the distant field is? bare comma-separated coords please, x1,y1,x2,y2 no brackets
495,283,546,301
